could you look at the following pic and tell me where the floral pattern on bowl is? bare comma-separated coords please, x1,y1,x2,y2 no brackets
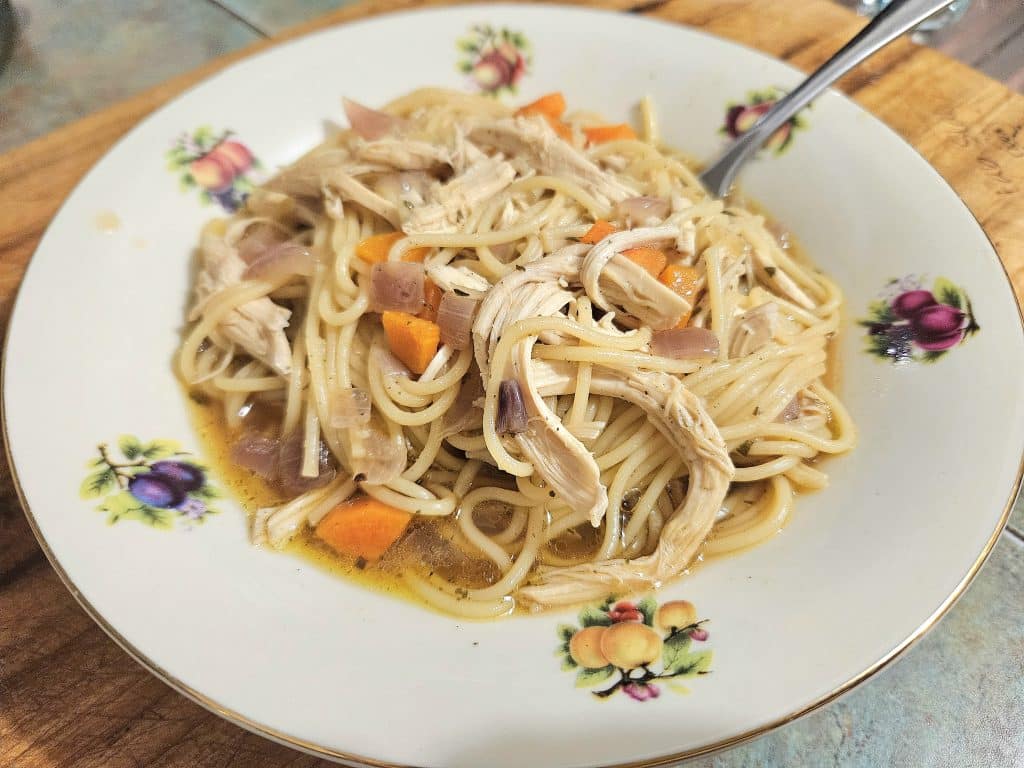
556,596,712,701
456,24,530,95
722,88,806,155
860,275,979,363
80,436,220,528
167,128,260,212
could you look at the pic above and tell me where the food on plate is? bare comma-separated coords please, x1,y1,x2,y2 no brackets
178,88,855,617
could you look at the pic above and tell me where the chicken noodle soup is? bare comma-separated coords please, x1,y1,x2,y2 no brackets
178,88,856,618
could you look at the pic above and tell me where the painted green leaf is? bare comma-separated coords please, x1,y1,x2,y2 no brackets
661,630,692,675
664,648,713,678
933,277,963,310
560,654,577,671
191,483,219,500
99,491,144,524
118,435,143,460
638,596,657,627
557,624,576,643
458,61,474,74
578,604,612,628
575,665,614,688
136,505,175,529
140,438,180,460
80,468,117,499
920,350,945,363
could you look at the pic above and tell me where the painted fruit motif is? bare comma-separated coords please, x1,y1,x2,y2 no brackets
556,595,713,701
457,25,530,95
861,276,979,363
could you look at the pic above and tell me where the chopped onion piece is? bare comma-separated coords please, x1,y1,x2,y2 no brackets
497,379,529,435
616,196,670,224
442,364,484,436
369,262,425,313
243,243,315,281
651,327,720,359
237,223,287,265
329,388,372,428
343,97,401,140
350,418,406,484
372,345,411,379
437,292,480,350
778,396,802,422
230,433,279,480
276,430,336,496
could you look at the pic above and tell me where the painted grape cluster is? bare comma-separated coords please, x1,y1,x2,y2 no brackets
167,127,259,212
80,436,220,529
860,275,979,363
556,596,712,701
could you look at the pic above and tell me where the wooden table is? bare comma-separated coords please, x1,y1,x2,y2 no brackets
2,1,1023,766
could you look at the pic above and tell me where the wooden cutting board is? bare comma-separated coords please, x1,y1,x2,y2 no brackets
1,1,1022,766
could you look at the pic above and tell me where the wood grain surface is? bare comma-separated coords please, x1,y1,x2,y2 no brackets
2,1,1023,766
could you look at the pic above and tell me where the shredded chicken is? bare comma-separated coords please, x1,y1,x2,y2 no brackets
356,138,453,171
321,167,402,227
473,247,608,524
517,366,734,606
425,262,492,296
580,225,688,328
750,247,815,309
188,229,292,375
731,301,782,357
403,155,516,234
469,116,638,205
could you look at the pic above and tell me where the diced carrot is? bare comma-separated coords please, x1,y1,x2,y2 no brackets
419,279,442,322
580,219,618,244
382,311,441,374
356,232,430,263
543,113,574,141
315,496,413,562
583,123,638,144
400,244,432,263
516,92,567,120
659,264,701,327
621,247,667,278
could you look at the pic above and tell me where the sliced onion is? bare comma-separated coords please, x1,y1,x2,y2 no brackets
616,196,670,224
350,417,406,484
276,430,337,497
372,345,410,379
442,364,484,436
329,388,371,429
651,327,720,359
243,243,315,281
497,379,529,435
237,223,288,265
369,262,425,313
230,432,280,480
437,292,479,350
343,97,402,140
778,396,802,422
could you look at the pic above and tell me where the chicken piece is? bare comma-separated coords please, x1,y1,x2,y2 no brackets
321,167,402,228
600,255,691,330
425,262,492,296
730,301,781,357
517,366,734,607
750,246,815,310
468,116,637,205
580,225,689,329
263,149,353,199
356,138,452,172
188,229,292,375
403,155,516,234
473,247,608,524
